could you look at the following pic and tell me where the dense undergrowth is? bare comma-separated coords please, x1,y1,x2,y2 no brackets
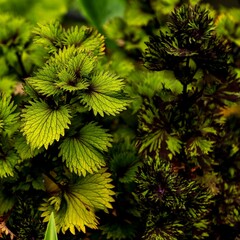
1,0,240,239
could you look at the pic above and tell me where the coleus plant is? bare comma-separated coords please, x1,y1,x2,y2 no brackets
0,16,130,239
1,2,240,240
134,3,240,240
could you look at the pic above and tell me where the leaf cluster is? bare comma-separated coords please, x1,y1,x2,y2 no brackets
0,18,129,238
135,3,240,240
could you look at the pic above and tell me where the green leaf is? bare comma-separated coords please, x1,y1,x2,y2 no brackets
0,151,19,178
81,71,129,116
33,22,63,53
109,143,140,183
0,13,31,47
77,0,126,32
44,212,58,240
186,137,215,157
125,0,152,26
0,95,19,136
21,101,71,149
136,71,183,99
63,26,105,56
0,191,15,215
40,168,115,234
59,122,112,176
0,0,68,23
139,129,167,154
27,48,95,96
166,135,182,156
14,135,42,160
0,76,17,97
101,220,137,240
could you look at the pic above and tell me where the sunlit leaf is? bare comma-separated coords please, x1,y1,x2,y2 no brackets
21,101,71,149
27,48,95,96
40,168,115,234
220,105,240,117
63,26,105,56
44,212,58,240
81,71,129,116
59,122,112,176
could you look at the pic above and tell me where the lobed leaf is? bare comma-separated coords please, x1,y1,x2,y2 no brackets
166,135,182,156
186,137,215,157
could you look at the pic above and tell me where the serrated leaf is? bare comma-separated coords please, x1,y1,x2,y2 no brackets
139,129,167,153
21,101,71,149
33,22,63,52
14,135,42,160
26,68,61,97
166,135,182,155
109,143,140,183
81,71,129,116
0,95,19,135
0,191,15,216
40,168,115,234
136,71,183,98
27,48,95,96
59,122,112,176
186,137,214,157
0,151,19,178
63,26,105,56
201,126,217,135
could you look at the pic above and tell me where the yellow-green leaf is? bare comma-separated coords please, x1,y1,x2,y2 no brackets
81,71,129,116
44,212,58,240
59,122,112,176
186,137,215,157
40,168,115,234
21,101,71,149
166,135,182,155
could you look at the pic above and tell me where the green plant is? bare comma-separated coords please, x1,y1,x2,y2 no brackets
0,16,129,238
134,3,240,239
44,212,58,240
1,1,240,239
